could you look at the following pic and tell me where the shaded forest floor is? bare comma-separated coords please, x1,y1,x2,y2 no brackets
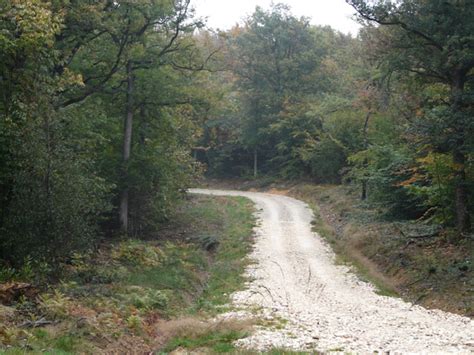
202,179,473,317
0,196,258,353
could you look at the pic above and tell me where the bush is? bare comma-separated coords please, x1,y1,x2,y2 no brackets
349,144,426,219
0,114,112,264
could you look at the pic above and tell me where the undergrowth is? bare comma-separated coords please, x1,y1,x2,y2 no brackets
0,195,256,353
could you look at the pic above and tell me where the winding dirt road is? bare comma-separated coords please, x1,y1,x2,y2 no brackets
190,188,474,354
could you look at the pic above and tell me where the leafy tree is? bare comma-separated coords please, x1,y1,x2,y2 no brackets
0,0,209,264
0,0,112,262
228,4,326,177
348,0,474,231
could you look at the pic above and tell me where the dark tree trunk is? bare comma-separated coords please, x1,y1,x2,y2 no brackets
253,147,258,178
361,111,371,200
119,61,134,233
453,149,471,233
43,114,53,225
451,73,471,233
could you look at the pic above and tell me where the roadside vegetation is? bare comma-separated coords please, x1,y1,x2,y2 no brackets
0,195,256,353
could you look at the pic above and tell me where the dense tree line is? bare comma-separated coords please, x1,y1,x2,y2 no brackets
1,0,472,268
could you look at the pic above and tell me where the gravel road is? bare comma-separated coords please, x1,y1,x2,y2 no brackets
190,188,474,354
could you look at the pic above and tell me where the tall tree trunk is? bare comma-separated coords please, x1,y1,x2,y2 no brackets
451,73,471,233
453,149,470,233
361,111,371,200
138,104,147,146
253,147,258,178
119,61,134,233
43,114,53,226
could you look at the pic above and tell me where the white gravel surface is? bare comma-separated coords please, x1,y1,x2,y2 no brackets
190,188,474,354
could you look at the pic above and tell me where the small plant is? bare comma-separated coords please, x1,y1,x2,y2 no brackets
126,314,144,334
38,290,71,320
53,335,77,352
0,257,52,284
119,286,169,311
112,240,164,267
0,325,24,345
32,328,49,340
0,266,16,283
164,330,248,353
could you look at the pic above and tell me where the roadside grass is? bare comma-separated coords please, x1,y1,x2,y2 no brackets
1,331,78,354
0,195,257,353
163,329,246,353
193,197,256,313
232,349,315,354
159,317,253,353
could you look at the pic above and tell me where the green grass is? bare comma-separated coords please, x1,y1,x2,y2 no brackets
162,330,247,353
194,196,256,312
123,196,256,316
159,195,257,351
0,328,82,355
229,349,314,354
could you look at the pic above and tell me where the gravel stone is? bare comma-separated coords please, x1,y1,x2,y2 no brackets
191,189,474,354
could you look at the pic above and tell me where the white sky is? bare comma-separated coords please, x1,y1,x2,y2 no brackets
192,0,361,36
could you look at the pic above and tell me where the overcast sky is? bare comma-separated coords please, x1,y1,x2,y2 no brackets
192,0,361,36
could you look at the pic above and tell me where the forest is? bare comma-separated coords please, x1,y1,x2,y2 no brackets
1,0,472,265
0,0,473,352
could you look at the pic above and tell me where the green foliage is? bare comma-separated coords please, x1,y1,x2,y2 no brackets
120,286,169,311
0,257,51,284
126,314,144,334
0,0,207,266
349,0,474,231
0,327,84,354
201,5,341,177
0,113,113,262
112,240,164,267
195,2,473,233
349,144,425,219
69,252,127,284
300,134,347,183
405,153,458,225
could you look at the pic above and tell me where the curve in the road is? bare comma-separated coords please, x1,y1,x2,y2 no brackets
190,188,474,354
